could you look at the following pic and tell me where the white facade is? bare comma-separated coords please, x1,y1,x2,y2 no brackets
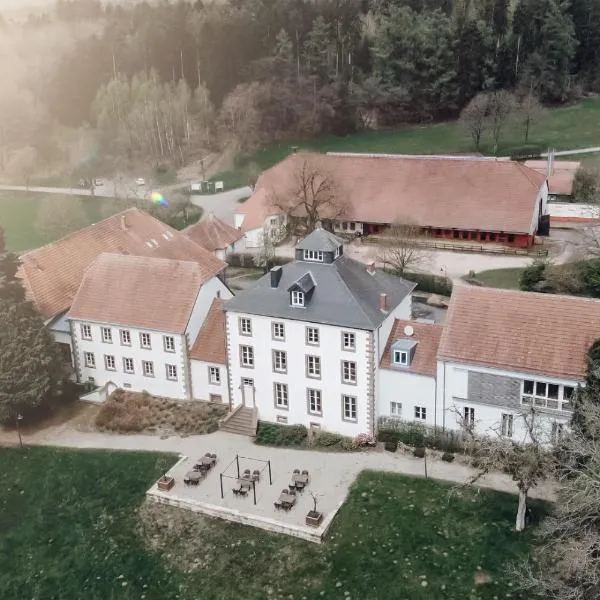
70,275,231,401
226,294,411,436
437,360,575,444
71,321,190,399
378,369,437,427
190,359,230,404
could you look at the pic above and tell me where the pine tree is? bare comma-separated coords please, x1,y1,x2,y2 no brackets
0,226,65,424
303,16,333,82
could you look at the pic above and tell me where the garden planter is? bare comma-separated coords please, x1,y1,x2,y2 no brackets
305,511,323,527
157,476,175,491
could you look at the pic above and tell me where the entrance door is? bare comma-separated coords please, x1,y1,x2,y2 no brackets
241,377,255,406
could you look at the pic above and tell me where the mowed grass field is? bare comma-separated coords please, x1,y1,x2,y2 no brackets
0,192,133,253
214,96,600,189
0,447,547,600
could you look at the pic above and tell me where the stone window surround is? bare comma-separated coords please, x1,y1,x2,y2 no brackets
307,388,322,416
341,394,357,422
341,331,356,352
104,354,116,371
272,349,287,374
305,326,319,346
272,321,285,341
273,382,289,410
208,366,221,385
239,317,252,336
240,345,255,368
341,360,357,385
306,354,321,379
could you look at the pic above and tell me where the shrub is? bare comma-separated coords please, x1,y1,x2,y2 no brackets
255,421,308,447
413,446,426,458
354,433,376,447
519,260,547,292
384,440,398,453
441,452,455,462
403,271,453,296
314,430,343,447
378,420,468,454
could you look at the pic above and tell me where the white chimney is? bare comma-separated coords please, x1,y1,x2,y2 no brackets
379,293,388,312
120,214,127,230
366,261,376,275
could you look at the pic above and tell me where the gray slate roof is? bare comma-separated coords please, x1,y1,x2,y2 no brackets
225,256,416,330
296,228,342,252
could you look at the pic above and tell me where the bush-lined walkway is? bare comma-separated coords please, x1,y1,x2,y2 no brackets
7,424,556,502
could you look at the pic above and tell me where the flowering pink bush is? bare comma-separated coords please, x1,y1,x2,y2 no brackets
354,433,376,447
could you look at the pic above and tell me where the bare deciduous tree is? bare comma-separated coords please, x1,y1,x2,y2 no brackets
519,89,544,143
488,90,517,155
457,407,554,531
377,221,428,275
269,156,347,236
515,394,600,600
460,93,489,151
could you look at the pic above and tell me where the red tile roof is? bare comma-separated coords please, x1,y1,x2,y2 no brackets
18,208,225,319
438,286,600,380
184,213,243,252
190,298,226,363
380,319,443,377
237,152,545,234
524,160,580,196
69,254,205,333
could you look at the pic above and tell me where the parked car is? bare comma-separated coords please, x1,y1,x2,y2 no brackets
135,177,146,186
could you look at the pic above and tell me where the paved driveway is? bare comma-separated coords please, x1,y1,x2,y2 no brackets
189,186,252,224
14,425,555,502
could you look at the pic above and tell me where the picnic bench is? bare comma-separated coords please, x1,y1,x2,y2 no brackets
274,488,297,511
289,469,309,492
184,470,203,486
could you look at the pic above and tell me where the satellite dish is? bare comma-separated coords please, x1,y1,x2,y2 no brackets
404,325,414,337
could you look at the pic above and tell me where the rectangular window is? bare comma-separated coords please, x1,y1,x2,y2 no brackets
522,379,566,410
274,382,288,408
501,413,514,437
101,327,112,343
551,422,565,445
415,406,426,420
163,336,175,352
273,350,287,373
463,407,475,426
272,322,285,341
140,332,152,349
209,366,221,384
142,360,154,377
563,386,574,411
239,317,252,336
303,249,323,262
390,401,402,417
306,327,319,345
291,290,305,306
342,360,357,384
342,395,357,422
393,350,408,366
120,329,131,346
165,364,177,381
81,324,92,341
306,355,321,378
123,357,134,374
342,331,356,351
240,345,254,368
84,351,95,368
307,389,322,415
104,355,116,371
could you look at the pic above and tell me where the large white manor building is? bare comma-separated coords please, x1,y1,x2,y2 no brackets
19,210,600,444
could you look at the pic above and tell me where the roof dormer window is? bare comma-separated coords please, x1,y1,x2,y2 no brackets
291,290,305,307
393,350,409,366
303,249,323,262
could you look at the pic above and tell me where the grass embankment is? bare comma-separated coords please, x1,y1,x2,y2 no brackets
0,191,133,252
211,96,600,189
0,448,547,600
95,390,228,434
471,267,526,289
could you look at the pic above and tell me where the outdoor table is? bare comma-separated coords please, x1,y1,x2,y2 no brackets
293,472,309,485
239,478,253,490
201,456,214,466
186,471,202,485
280,492,296,509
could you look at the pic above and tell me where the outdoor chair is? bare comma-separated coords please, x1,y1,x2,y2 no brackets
301,469,309,476
252,469,260,482
288,482,297,492
274,500,282,510
281,489,289,495
293,468,300,474
243,469,251,476
288,489,297,496
295,481,305,492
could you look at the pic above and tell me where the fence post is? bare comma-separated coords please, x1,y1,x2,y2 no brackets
220,473,224,499
236,455,240,479
268,460,272,485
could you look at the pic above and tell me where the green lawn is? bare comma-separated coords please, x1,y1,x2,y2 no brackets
0,447,547,600
212,96,600,189
471,267,526,289
0,192,134,253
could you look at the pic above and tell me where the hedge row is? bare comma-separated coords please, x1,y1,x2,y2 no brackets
255,421,360,451
377,419,467,454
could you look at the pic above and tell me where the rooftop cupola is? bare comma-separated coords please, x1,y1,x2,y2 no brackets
295,227,343,264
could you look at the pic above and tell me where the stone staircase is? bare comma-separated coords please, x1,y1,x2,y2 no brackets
219,406,257,437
